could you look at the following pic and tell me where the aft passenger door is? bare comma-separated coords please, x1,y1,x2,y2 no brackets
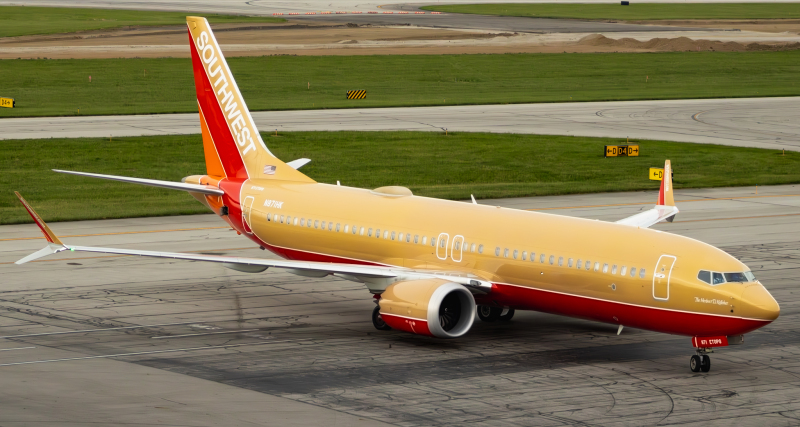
652,255,676,301
241,196,255,234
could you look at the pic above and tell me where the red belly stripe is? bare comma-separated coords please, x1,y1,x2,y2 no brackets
381,314,432,337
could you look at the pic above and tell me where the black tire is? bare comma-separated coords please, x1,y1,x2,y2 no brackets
690,355,702,372
701,355,711,372
372,306,391,331
499,308,516,321
477,305,502,322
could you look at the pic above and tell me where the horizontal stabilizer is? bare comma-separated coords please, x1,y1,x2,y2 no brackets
53,169,224,196
286,158,311,170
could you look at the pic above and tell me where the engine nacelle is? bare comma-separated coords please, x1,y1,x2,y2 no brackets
379,279,476,338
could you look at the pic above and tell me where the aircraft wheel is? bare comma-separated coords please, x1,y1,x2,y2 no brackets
690,355,702,372
499,308,515,321
372,306,391,331
477,305,502,322
700,355,711,373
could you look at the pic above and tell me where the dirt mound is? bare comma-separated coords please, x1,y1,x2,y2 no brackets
578,34,800,52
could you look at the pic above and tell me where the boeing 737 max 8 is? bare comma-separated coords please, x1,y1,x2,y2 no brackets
15,17,779,373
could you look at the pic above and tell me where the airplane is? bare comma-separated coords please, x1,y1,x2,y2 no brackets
14,16,779,373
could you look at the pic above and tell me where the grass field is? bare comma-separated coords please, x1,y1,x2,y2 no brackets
0,51,798,118
2,131,798,225
0,6,284,38
421,3,800,20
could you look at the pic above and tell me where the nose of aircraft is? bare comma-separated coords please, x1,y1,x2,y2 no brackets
739,283,780,322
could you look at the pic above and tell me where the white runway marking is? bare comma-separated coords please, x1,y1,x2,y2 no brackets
151,329,260,339
0,346,36,351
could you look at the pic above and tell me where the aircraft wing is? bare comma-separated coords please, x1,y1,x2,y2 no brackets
13,193,492,295
615,160,678,229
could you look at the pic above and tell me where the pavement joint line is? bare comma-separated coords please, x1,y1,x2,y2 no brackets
0,340,304,367
0,346,35,351
670,212,800,224
0,321,211,339
0,226,230,242
151,329,261,339
526,194,800,211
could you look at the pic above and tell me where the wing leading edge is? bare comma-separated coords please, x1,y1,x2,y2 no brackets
12,193,492,295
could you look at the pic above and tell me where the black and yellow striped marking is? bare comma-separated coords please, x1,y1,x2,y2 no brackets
347,90,366,100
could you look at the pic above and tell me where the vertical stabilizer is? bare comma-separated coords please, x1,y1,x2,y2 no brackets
186,16,313,183
657,160,675,207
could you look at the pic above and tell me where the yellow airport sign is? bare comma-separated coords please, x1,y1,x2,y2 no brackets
0,97,14,108
650,167,664,181
604,144,639,157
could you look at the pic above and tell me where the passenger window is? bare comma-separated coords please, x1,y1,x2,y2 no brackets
513,249,518,259
328,222,333,231
611,265,617,275
558,257,563,267
414,235,419,244
522,251,527,261
712,272,725,285
577,259,582,269
594,262,600,272
321,221,326,229
345,225,350,233
620,266,627,276
267,213,272,221
530,252,536,262
336,223,341,232
423,236,428,245
456,242,461,250
603,264,609,274
384,231,390,239
586,261,591,271
630,267,636,277
478,244,484,254
568,258,573,268
504,248,509,258
314,220,319,229
352,226,357,235
406,233,411,243
495,247,501,256
698,270,711,284
540,254,546,263
399,233,404,241
440,238,446,248
280,215,285,224
548,255,554,265
300,218,305,226
471,243,476,252
286,216,292,225
376,229,381,238
360,227,365,236
307,220,312,228
639,268,646,279
368,228,373,237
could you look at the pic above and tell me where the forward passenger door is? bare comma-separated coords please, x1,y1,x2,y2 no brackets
653,255,677,301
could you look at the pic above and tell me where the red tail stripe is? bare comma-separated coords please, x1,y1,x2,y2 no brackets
188,29,248,179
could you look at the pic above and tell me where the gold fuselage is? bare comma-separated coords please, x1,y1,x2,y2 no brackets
221,179,779,336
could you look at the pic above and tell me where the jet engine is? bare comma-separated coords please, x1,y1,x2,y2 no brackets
379,279,476,338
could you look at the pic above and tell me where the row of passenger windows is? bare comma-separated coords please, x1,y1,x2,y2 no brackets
265,212,486,252
493,247,647,279
265,212,645,278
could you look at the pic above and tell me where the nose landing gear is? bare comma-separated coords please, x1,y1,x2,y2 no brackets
690,349,712,373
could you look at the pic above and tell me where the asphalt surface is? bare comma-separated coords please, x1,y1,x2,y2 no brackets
5,97,800,152
2,184,800,425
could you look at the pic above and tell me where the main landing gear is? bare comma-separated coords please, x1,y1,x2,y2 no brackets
372,305,392,331
690,349,711,373
477,305,515,322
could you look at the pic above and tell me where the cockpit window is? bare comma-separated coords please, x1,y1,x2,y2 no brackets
699,269,756,285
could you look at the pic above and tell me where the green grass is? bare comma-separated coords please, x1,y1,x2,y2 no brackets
0,6,284,38
1,51,799,118
2,131,798,225
421,3,800,20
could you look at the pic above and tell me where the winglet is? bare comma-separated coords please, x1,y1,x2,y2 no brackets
657,160,675,207
14,192,64,246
